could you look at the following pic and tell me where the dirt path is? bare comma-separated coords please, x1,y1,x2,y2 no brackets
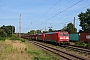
4,40,32,60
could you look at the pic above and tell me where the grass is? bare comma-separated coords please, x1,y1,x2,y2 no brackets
8,34,26,43
86,43,90,49
25,41,57,60
75,41,90,49
0,34,26,43
0,37,6,41
65,48,71,51
0,40,57,60
0,41,12,60
79,51,84,54
0,40,31,60
75,41,86,47
85,52,89,56
0,33,58,60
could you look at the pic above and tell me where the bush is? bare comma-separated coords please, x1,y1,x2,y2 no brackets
9,34,26,42
75,41,86,47
0,29,7,37
9,34,20,40
86,43,90,49
0,37,6,41
21,39,26,42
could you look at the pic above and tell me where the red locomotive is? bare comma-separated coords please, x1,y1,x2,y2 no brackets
44,31,69,45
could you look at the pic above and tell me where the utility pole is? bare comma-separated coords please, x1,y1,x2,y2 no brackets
45,27,46,32
19,14,21,38
74,17,76,33
74,17,75,27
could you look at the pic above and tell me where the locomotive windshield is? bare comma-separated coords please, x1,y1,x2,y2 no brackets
60,33,69,36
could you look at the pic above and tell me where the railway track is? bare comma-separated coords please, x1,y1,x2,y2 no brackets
29,41,89,60
65,45,90,54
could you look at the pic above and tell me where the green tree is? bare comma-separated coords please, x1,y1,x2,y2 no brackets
48,28,53,32
48,27,53,32
0,25,15,36
78,9,90,33
67,23,77,34
61,26,67,31
49,29,52,32
0,29,7,37
36,30,41,34
28,30,36,34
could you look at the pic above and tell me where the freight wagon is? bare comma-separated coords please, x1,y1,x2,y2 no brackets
31,34,37,40
70,34,80,42
70,33,90,43
21,35,31,39
80,33,90,43
37,34,45,41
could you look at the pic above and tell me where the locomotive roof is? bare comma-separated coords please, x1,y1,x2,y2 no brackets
45,31,68,34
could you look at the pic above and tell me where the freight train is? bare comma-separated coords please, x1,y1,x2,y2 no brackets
21,31,70,45
21,32,90,43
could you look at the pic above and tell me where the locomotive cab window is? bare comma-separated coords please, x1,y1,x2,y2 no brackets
60,33,69,36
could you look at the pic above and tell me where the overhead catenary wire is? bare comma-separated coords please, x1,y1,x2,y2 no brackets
52,4,90,28
32,0,61,29
59,4,90,19
41,0,83,24
37,0,61,20
30,3,90,30
52,19,79,28
32,0,83,30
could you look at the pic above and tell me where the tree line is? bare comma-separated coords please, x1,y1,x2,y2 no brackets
0,25,15,37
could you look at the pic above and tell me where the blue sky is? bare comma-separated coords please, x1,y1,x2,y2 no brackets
0,0,90,33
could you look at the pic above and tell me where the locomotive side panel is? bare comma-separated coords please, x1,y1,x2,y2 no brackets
45,32,58,43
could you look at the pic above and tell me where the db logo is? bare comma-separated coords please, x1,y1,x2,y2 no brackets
86,35,90,39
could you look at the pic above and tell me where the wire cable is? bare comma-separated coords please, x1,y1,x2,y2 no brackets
37,0,61,20
52,4,90,28
42,0,83,24
32,0,83,29
59,4,90,19
52,19,79,28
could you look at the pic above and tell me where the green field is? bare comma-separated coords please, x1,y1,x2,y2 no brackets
0,40,57,60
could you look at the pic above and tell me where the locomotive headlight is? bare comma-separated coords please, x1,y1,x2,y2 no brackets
66,37,69,39
60,37,63,39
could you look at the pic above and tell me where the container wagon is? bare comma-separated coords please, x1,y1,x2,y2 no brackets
80,33,90,43
70,34,80,42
